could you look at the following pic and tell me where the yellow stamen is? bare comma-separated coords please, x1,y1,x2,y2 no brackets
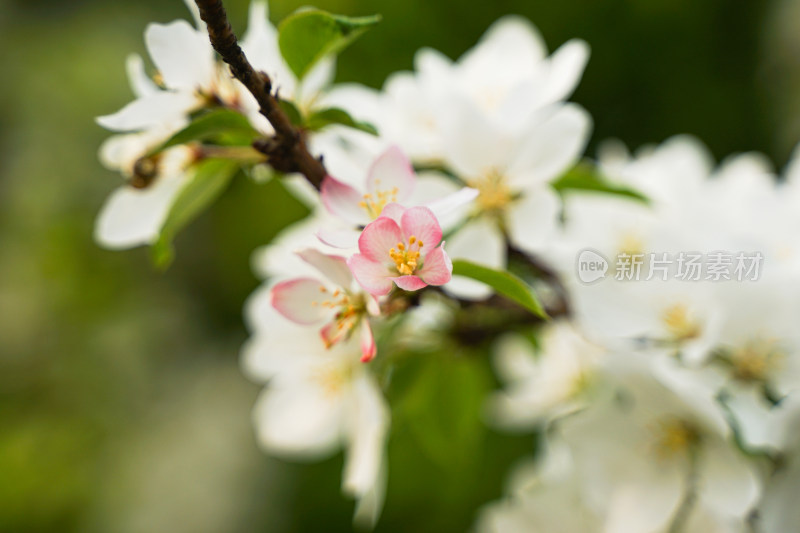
358,185,400,219
389,236,423,276
469,168,512,213
729,339,783,382
662,304,701,342
651,418,700,459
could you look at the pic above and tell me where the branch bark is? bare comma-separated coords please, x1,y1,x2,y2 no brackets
194,0,327,189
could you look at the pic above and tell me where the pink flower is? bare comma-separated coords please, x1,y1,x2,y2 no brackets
321,145,416,226
347,205,453,296
270,249,379,362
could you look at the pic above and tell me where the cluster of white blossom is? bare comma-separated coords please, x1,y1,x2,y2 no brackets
479,138,800,532
95,1,800,530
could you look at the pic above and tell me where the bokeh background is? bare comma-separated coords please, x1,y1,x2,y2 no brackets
2,0,800,531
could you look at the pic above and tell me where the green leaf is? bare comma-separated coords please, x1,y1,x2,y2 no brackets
305,106,378,135
277,99,304,127
451,260,549,319
150,109,259,155
151,158,240,268
278,10,381,80
552,162,648,201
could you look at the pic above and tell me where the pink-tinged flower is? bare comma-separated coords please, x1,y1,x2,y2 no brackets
348,205,452,296
321,145,416,225
271,249,379,362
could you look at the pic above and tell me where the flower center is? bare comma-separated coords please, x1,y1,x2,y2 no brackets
651,418,700,459
311,287,366,347
312,362,353,397
359,179,399,219
470,169,512,213
728,339,783,383
617,233,645,258
662,304,702,342
389,236,423,276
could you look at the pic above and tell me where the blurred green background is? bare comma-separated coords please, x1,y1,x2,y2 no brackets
1,0,798,531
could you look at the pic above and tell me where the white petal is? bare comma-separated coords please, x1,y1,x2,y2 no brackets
444,218,506,300
604,479,683,533
441,97,514,178
540,39,590,105
507,103,592,188
144,20,215,91
182,0,204,28
342,375,390,498
297,56,336,105
505,186,561,254
252,380,345,459
94,174,188,249
125,54,159,98
698,439,761,520
96,91,199,132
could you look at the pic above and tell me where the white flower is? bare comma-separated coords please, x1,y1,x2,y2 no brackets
242,283,390,527
328,16,590,164
476,442,603,533
486,321,604,429
558,354,760,533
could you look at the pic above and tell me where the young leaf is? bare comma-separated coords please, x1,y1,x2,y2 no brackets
451,260,549,319
151,158,240,268
305,107,378,135
277,99,304,128
552,162,647,201
150,109,259,155
278,10,381,80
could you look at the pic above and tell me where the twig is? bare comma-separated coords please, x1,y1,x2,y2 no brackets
194,0,327,189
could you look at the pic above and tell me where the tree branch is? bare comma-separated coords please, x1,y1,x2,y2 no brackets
194,0,327,190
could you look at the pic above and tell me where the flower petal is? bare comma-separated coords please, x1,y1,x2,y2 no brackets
348,254,394,296
316,227,360,250
505,186,560,254
252,381,344,459
400,206,443,250
506,103,591,188
296,249,353,288
96,91,199,132
125,54,159,98
94,175,188,249
360,322,377,362
418,243,453,286
321,175,371,226
144,20,214,91
541,39,590,105
443,218,506,300
366,146,416,202
271,277,332,325
390,275,428,292
358,217,403,265
378,202,405,224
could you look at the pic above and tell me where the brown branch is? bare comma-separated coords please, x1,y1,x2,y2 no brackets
194,0,327,189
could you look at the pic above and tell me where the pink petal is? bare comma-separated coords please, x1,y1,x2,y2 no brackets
271,278,332,324
360,322,377,362
358,217,404,265
379,202,406,224
366,145,416,202
348,254,394,296
418,243,453,286
320,320,348,349
400,206,443,252
316,227,359,249
321,175,370,226
296,249,353,288
391,275,428,292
